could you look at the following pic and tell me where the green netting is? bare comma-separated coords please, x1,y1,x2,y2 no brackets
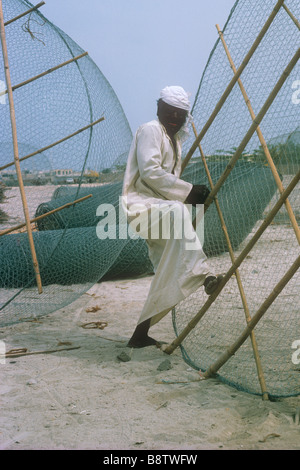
0,159,278,293
173,0,300,398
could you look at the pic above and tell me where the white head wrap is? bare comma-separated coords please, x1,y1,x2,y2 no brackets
159,86,192,141
160,86,191,111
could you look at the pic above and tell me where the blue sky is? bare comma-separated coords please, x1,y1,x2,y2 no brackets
42,0,237,133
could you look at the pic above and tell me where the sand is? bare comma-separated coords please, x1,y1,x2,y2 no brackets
0,274,299,451
0,183,299,451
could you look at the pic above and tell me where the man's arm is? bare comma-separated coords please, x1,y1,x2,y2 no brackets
136,124,192,202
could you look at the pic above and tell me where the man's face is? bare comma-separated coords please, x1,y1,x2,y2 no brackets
157,100,188,136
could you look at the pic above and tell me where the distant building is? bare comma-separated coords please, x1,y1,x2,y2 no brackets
50,169,74,184
0,168,100,185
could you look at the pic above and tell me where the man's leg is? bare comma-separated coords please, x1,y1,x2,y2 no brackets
127,318,158,348
127,202,209,348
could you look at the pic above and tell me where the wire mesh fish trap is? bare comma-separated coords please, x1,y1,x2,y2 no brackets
0,0,151,325
172,0,300,398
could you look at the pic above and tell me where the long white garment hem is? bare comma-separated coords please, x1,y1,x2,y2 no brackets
134,202,210,327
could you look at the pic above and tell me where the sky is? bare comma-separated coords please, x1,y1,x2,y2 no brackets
41,0,237,133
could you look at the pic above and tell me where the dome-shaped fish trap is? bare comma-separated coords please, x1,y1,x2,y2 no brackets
169,0,300,399
0,0,153,325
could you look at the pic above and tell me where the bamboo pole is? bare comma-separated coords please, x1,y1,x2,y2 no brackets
202,254,300,379
0,116,105,171
181,0,286,173
216,24,300,245
0,52,88,97
0,194,92,236
163,170,299,355
0,0,42,293
202,47,300,213
4,1,45,26
4,345,81,358
192,123,269,400
282,4,300,30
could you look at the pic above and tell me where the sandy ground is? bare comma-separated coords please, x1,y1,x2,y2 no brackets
0,274,299,451
0,183,299,451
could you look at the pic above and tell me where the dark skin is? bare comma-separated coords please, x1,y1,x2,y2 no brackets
127,317,155,348
127,101,188,349
156,99,188,143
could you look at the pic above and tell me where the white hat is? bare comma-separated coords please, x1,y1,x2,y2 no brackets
160,86,191,111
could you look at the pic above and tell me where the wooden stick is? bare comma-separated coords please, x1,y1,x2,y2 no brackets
0,0,42,293
0,194,92,236
202,254,300,379
192,122,269,400
181,0,286,174
202,47,300,213
163,170,299,355
0,116,105,171
282,4,300,30
0,52,88,97
4,1,45,26
216,24,300,245
3,346,81,358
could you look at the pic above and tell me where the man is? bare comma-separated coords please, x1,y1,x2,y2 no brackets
122,86,222,348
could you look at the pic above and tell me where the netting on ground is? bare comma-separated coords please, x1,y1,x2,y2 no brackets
173,0,300,398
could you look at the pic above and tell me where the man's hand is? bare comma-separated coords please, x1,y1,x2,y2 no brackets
185,184,210,206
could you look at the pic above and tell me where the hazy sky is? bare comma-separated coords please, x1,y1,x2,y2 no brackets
41,0,237,133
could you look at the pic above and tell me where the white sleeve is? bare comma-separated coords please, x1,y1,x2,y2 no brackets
136,124,192,202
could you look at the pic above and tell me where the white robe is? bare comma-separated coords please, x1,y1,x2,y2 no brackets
122,120,210,326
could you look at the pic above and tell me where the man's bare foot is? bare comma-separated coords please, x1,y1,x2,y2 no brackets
127,335,160,348
127,318,166,348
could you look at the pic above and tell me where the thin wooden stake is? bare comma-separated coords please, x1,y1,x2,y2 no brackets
4,1,45,26
0,52,88,98
0,194,92,236
203,254,300,379
163,171,299,355
216,24,300,245
282,4,300,30
0,116,105,171
192,123,269,400
0,0,42,293
181,0,286,173
3,346,81,358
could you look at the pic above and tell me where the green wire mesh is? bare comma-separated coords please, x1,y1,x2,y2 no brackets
173,0,300,398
